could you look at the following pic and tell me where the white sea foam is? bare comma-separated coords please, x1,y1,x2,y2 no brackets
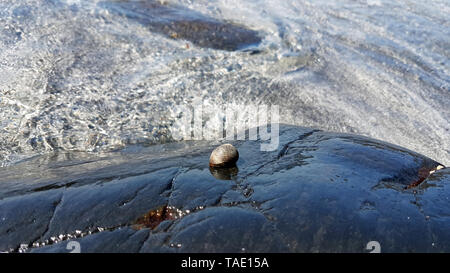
0,0,448,166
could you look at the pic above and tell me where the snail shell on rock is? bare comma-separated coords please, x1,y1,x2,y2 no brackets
209,144,239,167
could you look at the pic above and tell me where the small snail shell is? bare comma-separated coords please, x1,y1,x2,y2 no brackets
209,144,239,167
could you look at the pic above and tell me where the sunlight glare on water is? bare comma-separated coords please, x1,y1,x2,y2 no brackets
0,0,449,166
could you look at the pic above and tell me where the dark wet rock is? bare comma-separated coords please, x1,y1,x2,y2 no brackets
167,169,232,211
0,124,449,253
99,0,262,51
32,227,150,253
35,168,178,241
0,189,63,251
145,206,289,253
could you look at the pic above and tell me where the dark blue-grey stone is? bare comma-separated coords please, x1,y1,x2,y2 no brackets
0,124,448,253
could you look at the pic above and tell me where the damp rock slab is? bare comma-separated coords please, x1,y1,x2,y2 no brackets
0,124,449,253
99,0,262,51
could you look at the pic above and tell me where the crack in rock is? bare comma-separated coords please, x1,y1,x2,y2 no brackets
31,191,65,247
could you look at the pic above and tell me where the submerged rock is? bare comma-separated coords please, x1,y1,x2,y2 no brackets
99,0,262,51
0,124,448,253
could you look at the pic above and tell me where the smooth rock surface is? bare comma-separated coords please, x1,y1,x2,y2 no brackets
0,124,448,253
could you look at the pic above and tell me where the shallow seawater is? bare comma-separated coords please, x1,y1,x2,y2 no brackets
0,0,449,167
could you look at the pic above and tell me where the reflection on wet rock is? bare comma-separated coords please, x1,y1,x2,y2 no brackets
209,165,239,180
